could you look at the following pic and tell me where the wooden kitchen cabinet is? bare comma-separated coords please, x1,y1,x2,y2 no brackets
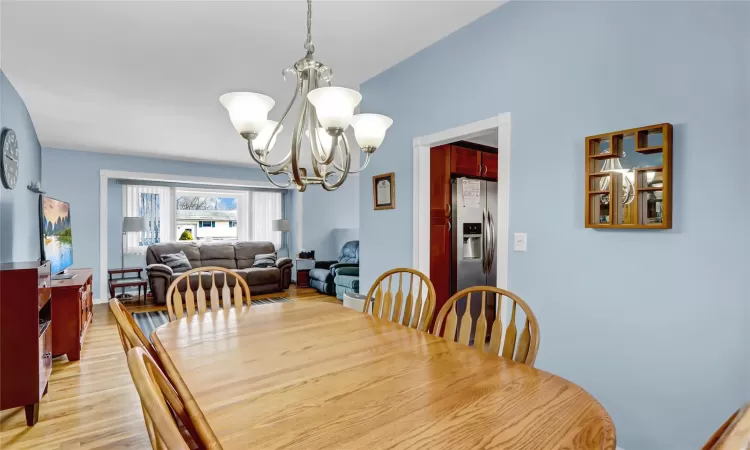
430,144,451,218
450,145,482,177
429,216,452,316
481,152,498,180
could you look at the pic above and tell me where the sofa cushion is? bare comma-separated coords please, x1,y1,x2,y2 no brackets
252,252,277,268
147,241,202,268
334,275,359,290
160,251,193,272
309,268,333,282
235,241,276,269
238,267,280,285
199,243,237,269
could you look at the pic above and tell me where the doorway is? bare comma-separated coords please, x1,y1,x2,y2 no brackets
411,113,511,308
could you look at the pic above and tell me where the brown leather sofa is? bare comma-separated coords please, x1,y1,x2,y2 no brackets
145,241,292,305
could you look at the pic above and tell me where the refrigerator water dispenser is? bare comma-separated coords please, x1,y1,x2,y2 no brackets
462,223,482,260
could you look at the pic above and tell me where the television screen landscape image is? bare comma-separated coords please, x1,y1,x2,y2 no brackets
42,196,73,274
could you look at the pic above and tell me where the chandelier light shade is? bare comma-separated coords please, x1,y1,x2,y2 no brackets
219,0,392,192
351,114,393,150
219,92,275,136
255,121,283,152
306,87,362,132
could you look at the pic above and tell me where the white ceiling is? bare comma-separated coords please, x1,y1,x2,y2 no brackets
1,1,502,167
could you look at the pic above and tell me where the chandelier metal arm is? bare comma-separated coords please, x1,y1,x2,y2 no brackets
290,75,311,190
328,133,371,174
321,134,350,191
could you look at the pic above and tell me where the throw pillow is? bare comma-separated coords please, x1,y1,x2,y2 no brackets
252,252,277,268
159,251,192,273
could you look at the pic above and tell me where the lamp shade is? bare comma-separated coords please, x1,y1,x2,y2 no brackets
219,92,275,136
122,216,147,233
255,120,283,151
272,219,290,232
350,113,393,149
307,87,361,131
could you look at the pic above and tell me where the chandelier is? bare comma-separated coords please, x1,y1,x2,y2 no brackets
219,0,392,192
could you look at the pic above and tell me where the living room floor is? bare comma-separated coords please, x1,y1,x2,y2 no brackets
0,286,340,449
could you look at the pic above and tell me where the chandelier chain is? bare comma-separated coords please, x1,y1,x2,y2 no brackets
304,0,314,53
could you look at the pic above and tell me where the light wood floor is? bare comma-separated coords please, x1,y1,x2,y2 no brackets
0,286,340,449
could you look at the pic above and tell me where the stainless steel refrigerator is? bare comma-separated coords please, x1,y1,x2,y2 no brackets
451,177,497,294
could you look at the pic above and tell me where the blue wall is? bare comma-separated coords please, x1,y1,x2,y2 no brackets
0,71,43,263
42,148,291,299
358,2,749,449
299,175,359,261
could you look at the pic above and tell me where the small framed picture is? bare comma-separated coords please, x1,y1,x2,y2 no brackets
373,172,395,210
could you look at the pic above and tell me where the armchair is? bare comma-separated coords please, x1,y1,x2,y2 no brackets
308,241,359,297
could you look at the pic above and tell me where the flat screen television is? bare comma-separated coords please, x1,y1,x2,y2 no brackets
40,196,73,275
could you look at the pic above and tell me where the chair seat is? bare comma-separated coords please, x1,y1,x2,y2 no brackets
309,268,333,282
334,275,359,290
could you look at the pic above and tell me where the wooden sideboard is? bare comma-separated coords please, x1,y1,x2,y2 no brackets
0,261,53,426
51,268,93,361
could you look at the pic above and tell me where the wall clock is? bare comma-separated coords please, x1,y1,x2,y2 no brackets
1,129,19,190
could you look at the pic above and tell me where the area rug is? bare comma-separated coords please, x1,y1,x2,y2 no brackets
132,297,292,340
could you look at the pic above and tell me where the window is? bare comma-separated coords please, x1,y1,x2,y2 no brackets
123,185,174,254
176,190,244,242
126,184,283,248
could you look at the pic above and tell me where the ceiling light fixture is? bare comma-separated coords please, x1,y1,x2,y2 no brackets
220,0,392,192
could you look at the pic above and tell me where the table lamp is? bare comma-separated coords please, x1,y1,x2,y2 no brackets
272,219,290,257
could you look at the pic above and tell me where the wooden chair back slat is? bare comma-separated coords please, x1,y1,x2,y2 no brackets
457,293,473,345
196,274,207,314
127,347,193,450
165,267,252,322
434,286,540,366
372,283,383,318
363,268,436,332
382,276,393,321
514,319,532,363
501,302,518,359
184,289,195,318
702,402,750,450
109,298,159,361
392,273,404,323
410,281,424,329
221,277,232,310
474,292,488,353
401,274,414,327
209,272,220,311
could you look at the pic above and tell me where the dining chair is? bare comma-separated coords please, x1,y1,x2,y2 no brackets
363,268,436,332
702,402,750,450
109,298,160,360
165,266,252,322
433,286,540,366
127,347,218,450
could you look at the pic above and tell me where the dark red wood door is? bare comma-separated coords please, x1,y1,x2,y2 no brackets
430,145,451,218
450,145,481,177
429,216,452,319
482,152,498,180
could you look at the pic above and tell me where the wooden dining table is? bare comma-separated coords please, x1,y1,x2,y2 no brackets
152,301,616,450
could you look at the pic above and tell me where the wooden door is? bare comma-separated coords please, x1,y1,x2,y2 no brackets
429,216,451,317
450,145,481,177
430,145,451,218
482,152,498,180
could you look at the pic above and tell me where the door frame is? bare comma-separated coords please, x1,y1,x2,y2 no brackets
411,113,511,289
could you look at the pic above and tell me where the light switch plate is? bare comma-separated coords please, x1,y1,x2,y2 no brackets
513,233,527,252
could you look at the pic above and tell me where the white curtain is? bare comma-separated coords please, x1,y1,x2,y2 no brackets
236,192,250,241
123,185,175,254
251,191,283,249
